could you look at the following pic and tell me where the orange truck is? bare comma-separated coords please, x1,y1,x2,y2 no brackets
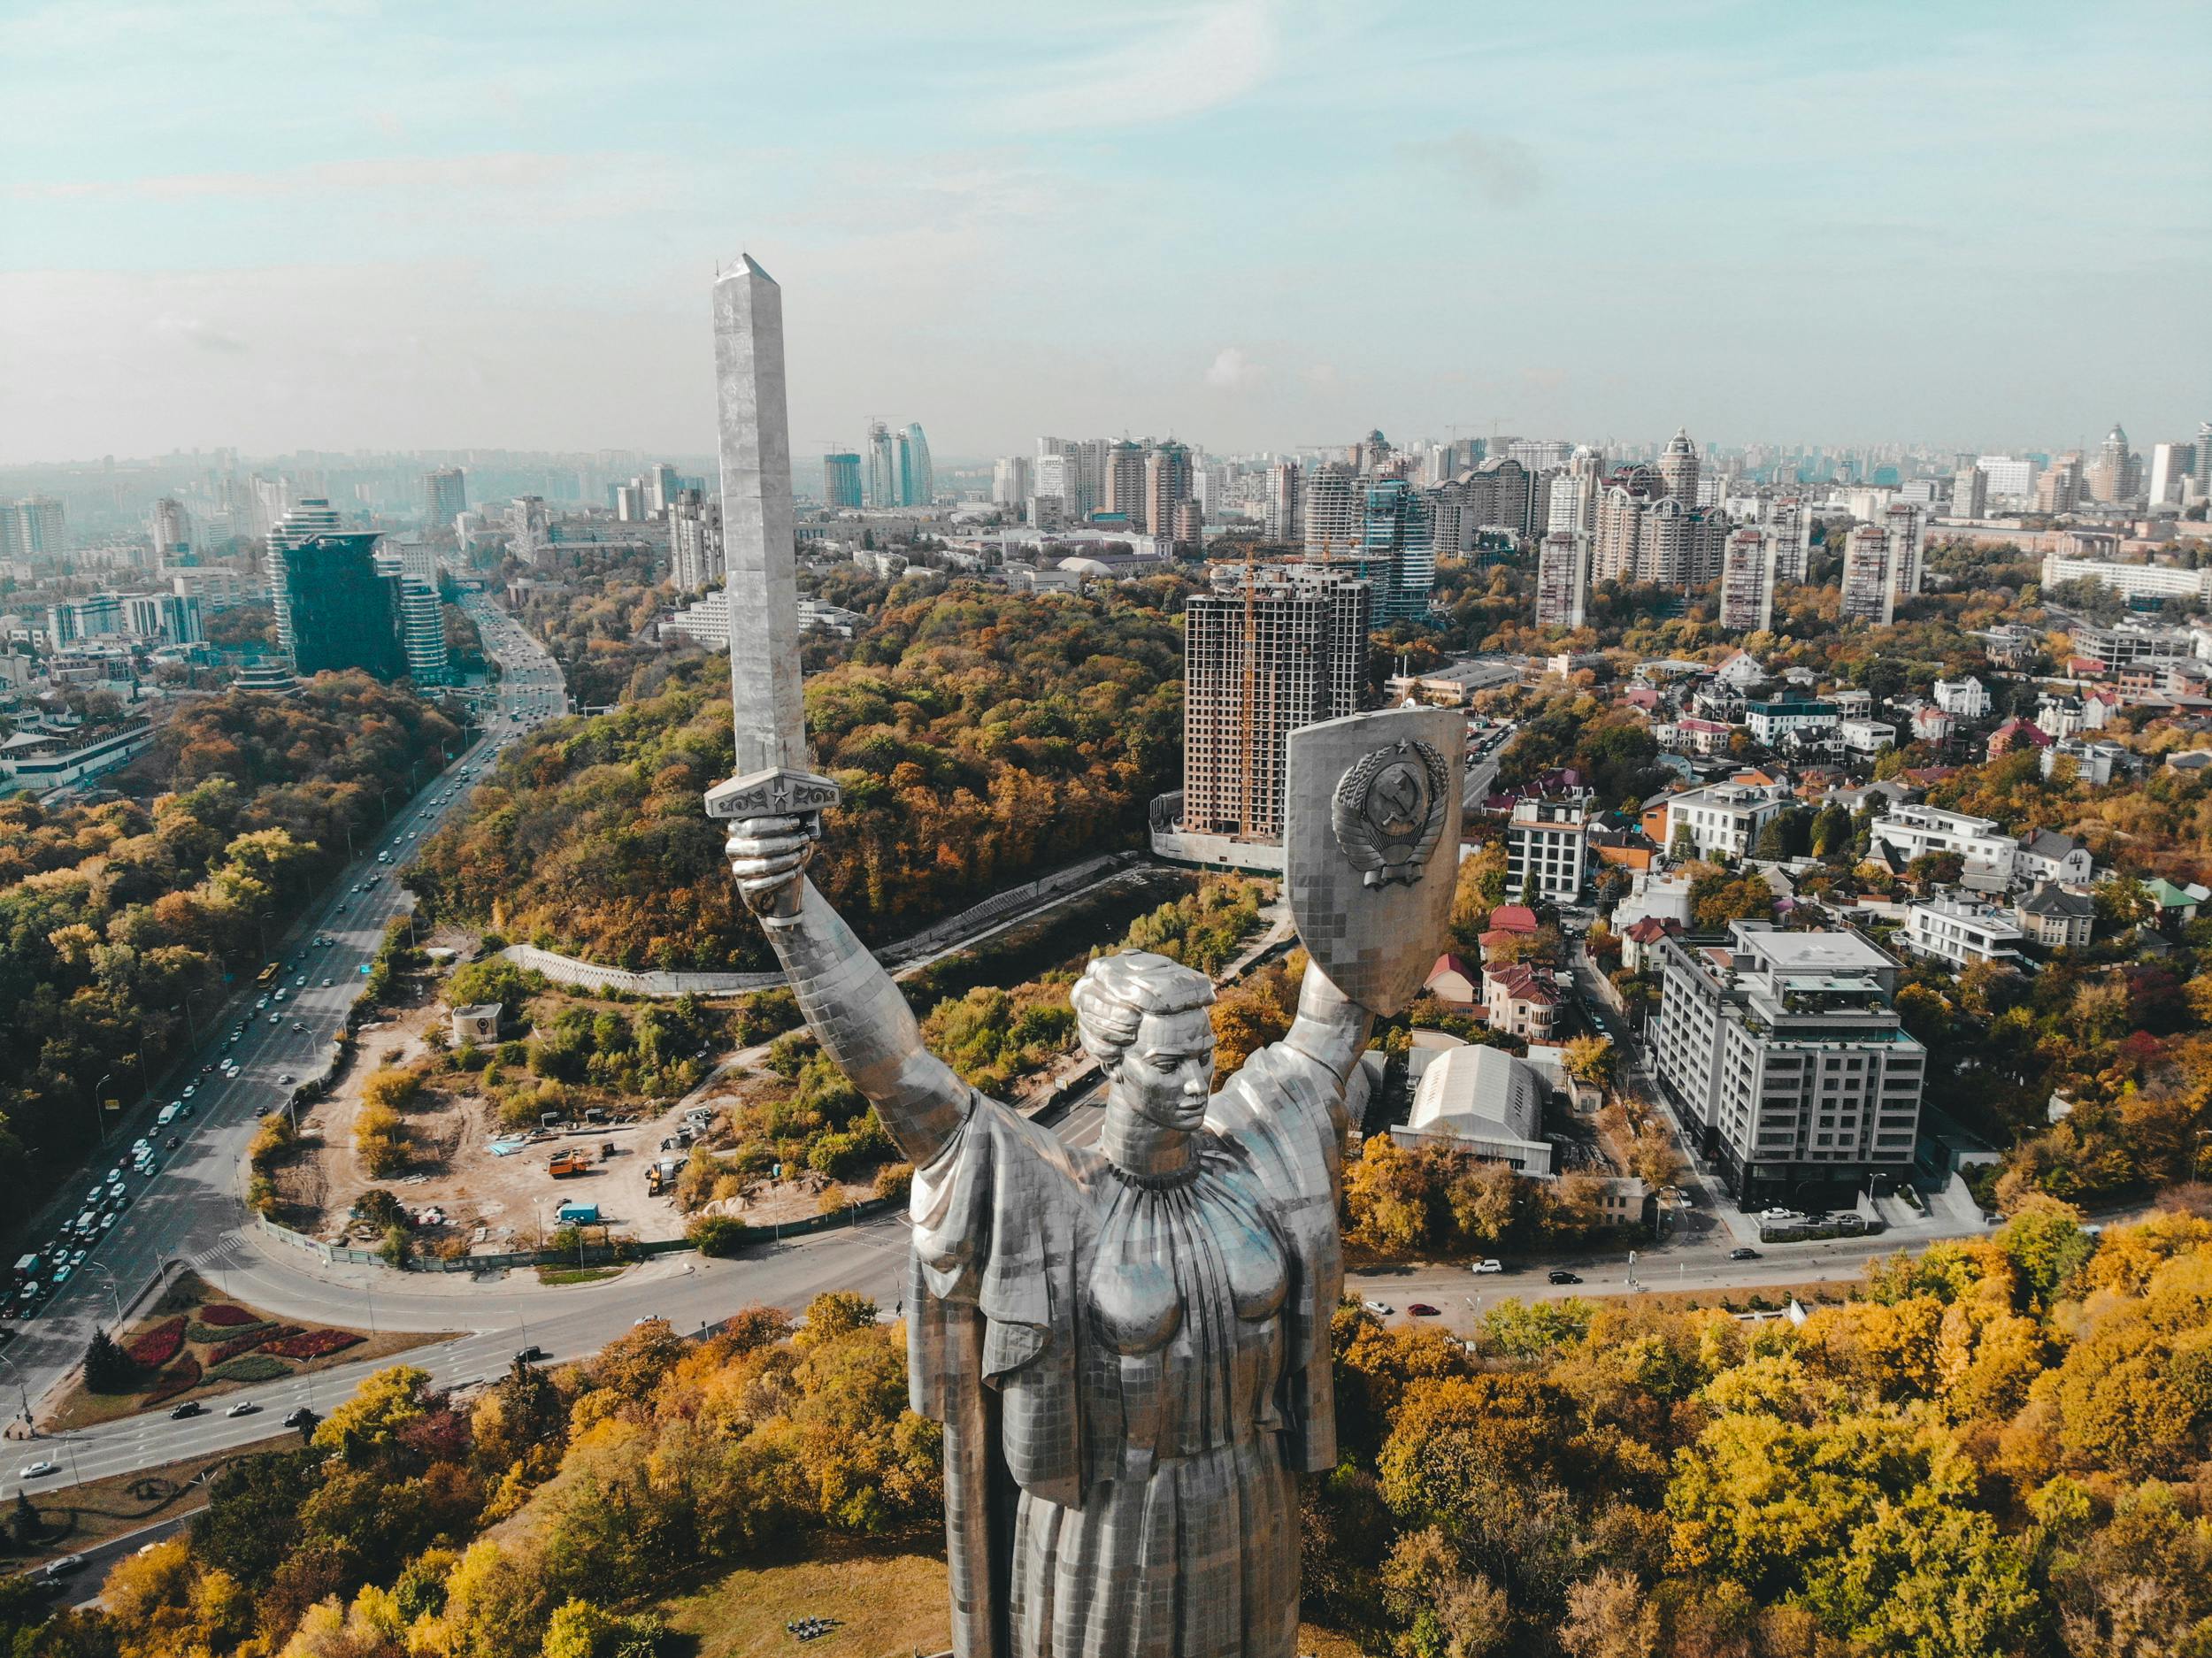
549,1150,589,1178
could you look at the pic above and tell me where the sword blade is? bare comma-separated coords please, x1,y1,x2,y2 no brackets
712,253,808,778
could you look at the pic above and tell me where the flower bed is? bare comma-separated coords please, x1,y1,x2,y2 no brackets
208,1354,293,1385
211,1324,301,1365
124,1317,187,1370
188,1318,275,1346
262,1329,364,1361
145,1355,203,1404
195,1303,260,1327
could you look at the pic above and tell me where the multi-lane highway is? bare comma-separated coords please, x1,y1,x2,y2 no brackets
2,592,567,1441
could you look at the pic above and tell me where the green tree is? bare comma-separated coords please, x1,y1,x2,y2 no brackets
82,1326,134,1393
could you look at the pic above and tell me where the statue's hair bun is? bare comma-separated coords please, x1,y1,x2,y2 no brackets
1071,950,1215,1061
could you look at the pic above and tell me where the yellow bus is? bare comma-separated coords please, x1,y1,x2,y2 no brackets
256,961,280,986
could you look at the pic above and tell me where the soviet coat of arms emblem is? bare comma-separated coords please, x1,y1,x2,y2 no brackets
1331,737,1450,887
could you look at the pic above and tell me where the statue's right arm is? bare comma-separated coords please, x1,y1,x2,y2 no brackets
727,815,970,1167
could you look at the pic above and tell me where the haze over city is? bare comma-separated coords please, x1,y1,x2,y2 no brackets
5,0,2208,463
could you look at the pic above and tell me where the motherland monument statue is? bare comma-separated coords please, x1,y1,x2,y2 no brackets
706,254,1463,1658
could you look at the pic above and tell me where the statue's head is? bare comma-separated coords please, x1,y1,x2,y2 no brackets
1071,951,1217,1134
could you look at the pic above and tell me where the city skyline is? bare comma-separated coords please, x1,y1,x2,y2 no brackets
4,1,2207,463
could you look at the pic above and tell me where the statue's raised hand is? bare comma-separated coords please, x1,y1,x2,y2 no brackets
726,814,816,916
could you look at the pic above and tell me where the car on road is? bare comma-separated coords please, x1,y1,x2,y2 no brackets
1360,1299,1393,1316
1728,1247,1761,1261
1470,1258,1503,1274
279,1073,295,1085
283,1407,316,1428
322,978,334,986
227,1401,260,1417
516,1345,548,1363
40,1554,83,1577
1547,1269,1583,1285
18,1461,56,1479
296,976,307,987
170,1401,204,1419
255,997,269,1010
165,1135,181,1150
1408,1303,1440,1317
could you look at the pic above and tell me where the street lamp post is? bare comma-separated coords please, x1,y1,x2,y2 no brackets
0,1349,32,1424
84,1263,123,1328
91,1071,112,1146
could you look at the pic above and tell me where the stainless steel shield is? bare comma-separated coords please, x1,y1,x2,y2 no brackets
1285,705,1464,1016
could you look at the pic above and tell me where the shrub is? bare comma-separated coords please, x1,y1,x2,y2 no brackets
872,1162,914,1202
263,1329,364,1361
124,1317,187,1370
207,1354,292,1385
195,1303,259,1327
360,1066,424,1114
687,1215,750,1257
145,1355,203,1403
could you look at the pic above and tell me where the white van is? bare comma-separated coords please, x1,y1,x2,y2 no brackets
156,1103,180,1126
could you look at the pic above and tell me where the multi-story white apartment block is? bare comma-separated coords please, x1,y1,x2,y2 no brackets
1839,718,1896,755
1651,921,1926,1202
1933,676,1991,718
1869,804,2016,889
1744,695,1839,749
2040,554,2212,607
1534,531,1590,628
1901,896,2026,969
1507,796,1592,901
1661,779,1793,858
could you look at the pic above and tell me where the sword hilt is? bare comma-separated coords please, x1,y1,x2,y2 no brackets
708,765,841,922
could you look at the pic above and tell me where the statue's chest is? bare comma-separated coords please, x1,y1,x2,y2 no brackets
1082,1163,1290,1359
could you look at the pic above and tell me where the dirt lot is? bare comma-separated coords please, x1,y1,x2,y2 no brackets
279,971,869,1256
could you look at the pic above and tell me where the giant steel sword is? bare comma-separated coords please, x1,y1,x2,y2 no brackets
702,255,838,917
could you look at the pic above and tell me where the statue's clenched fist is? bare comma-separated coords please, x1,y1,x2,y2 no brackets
726,814,816,916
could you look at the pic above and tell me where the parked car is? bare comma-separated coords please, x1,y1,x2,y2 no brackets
1361,1299,1393,1316
1407,1303,1440,1317
1471,1258,1503,1274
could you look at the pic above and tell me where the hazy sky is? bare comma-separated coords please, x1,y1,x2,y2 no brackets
4,0,2208,464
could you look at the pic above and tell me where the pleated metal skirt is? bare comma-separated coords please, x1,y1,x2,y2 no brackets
1010,1435,1298,1658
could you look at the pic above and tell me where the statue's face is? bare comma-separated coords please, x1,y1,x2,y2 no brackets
1107,1006,1217,1133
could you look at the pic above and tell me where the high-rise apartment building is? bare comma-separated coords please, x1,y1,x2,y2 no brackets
823,451,863,509
123,591,204,645
645,462,678,517
2147,442,2195,507
1263,460,1301,543
991,456,1032,508
1428,457,1536,550
1839,523,1901,625
1651,921,1926,1203
423,468,466,533
1507,796,1592,901
506,496,549,560
2198,423,2212,496
669,489,724,592
0,496,67,561
1171,500,1205,548
1950,465,1987,519
270,528,404,680
150,497,192,561
2036,453,2085,514
1761,500,1813,581
1657,427,1701,505
1976,456,2035,500
1718,527,1777,633
1545,447,1603,535
902,423,933,505
613,480,647,521
1145,441,1194,546
1534,531,1590,629
1104,441,1148,527
1302,464,1362,557
2086,423,2139,504
1033,451,1076,524
1351,480,1436,621
1591,467,1727,588
1884,503,1925,611
864,422,897,507
1180,564,1370,843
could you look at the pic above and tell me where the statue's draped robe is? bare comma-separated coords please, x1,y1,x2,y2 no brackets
908,1041,1348,1658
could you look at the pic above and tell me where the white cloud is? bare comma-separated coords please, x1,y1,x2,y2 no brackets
1204,347,1262,388
150,314,249,354
994,0,1280,129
